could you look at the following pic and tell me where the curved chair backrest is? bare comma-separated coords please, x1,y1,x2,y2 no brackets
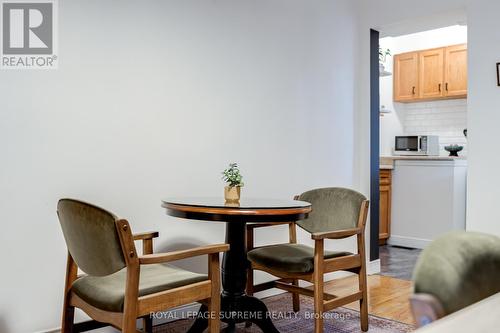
296,187,367,234
57,199,126,276
413,231,500,317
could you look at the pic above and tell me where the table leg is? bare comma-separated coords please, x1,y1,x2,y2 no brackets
187,221,280,333
221,221,248,297
186,305,208,333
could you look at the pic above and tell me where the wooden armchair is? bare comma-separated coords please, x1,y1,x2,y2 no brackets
246,188,370,333
57,199,228,333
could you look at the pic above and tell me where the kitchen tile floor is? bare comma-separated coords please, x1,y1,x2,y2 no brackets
380,245,422,281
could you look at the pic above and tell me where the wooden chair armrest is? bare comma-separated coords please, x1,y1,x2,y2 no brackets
133,231,159,241
311,228,361,240
246,222,292,231
139,244,229,265
133,231,159,255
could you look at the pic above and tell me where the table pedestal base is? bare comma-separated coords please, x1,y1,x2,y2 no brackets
187,294,280,333
187,221,280,333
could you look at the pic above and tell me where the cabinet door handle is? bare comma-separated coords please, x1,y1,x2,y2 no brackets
412,86,416,95
439,83,441,92
445,83,449,91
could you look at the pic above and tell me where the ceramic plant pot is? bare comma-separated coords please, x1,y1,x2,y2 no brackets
224,186,241,203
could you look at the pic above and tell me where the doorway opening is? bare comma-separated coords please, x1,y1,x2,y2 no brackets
370,14,469,272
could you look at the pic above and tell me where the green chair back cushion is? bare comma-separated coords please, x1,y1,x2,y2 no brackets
57,199,126,276
413,231,500,315
297,187,366,234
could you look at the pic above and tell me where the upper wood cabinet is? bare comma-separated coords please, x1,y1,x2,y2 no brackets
419,48,444,99
394,52,419,101
444,44,468,97
393,44,467,102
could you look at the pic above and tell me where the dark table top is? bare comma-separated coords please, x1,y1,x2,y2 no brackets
161,197,311,222
162,197,311,209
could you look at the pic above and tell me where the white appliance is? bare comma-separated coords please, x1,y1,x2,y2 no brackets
394,135,440,156
389,159,467,249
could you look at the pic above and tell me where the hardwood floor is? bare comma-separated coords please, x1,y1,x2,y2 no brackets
323,274,415,325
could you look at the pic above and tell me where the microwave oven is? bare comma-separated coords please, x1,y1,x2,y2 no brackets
394,135,440,156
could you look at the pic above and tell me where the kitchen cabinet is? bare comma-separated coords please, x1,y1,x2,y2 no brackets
393,44,467,102
379,169,392,245
394,52,419,101
444,44,468,97
419,48,445,99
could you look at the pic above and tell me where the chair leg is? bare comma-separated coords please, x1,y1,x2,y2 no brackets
358,233,369,332
61,305,75,333
245,265,254,328
314,276,323,333
246,265,254,297
122,316,137,333
359,271,369,331
313,276,324,333
208,253,221,333
246,227,255,299
142,316,153,333
313,240,324,333
292,279,300,312
122,265,140,333
61,254,77,333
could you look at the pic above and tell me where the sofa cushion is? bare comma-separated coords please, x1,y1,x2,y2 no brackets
413,231,500,314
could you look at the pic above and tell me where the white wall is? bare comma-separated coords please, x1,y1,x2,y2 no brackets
0,1,361,332
357,0,500,238
379,37,406,155
379,25,467,155
466,0,500,236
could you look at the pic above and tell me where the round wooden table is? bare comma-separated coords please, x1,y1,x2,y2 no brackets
162,198,312,333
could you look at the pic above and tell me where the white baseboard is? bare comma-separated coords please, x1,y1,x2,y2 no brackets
368,259,381,274
387,235,430,249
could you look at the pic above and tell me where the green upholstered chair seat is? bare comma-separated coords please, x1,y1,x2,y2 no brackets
72,263,207,312
247,243,351,273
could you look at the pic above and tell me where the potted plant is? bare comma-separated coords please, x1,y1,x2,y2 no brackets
222,163,244,202
379,47,391,73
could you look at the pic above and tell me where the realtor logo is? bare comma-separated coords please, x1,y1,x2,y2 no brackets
1,0,57,69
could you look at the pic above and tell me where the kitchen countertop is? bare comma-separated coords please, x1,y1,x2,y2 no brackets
380,164,394,170
380,155,467,169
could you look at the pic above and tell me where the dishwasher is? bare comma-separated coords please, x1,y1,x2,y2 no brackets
388,159,467,249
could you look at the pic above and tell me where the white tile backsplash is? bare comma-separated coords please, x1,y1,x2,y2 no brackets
403,99,468,156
